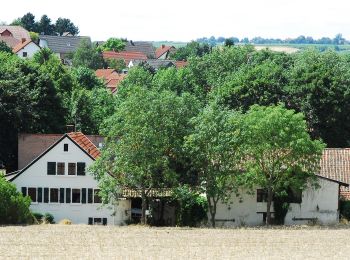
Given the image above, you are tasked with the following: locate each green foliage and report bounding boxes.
[273,196,290,225]
[184,103,241,227]
[20,12,36,31]
[55,18,79,36]
[100,38,126,52]
[172,185,207,227]
[72,67,104,90]
[0,176,32,224]
[105,58,126,72]
[37,15,55,35]
[238,105,325,224]
[0,41,13,54]
[43,213,55,224]
[170,41,212,61]
[32,212,43,223]
[29,32,39,43]
[72,39,104,70]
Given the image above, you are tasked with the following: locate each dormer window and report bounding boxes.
[64,144,68,152]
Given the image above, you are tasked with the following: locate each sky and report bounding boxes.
[1,0,350,42]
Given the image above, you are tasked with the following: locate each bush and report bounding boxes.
[43,213,55,224]
[59,219,72,225]
[0,176,32,224]
[32,212,43,223]
[340,200,350,220]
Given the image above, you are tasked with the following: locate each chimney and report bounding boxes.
[162,44,165,48]
[66,124,76,133]
[21,38,26,43]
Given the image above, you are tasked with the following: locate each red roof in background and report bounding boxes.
[95,69,127,93]
[68,132,100,159]
[155,45,174,59]
[103,51,147,64]
[175,60,188,68]
[95,68,116,79]
[0,36,20,48]
[13,39,36,53]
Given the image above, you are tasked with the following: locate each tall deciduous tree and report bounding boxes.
[238,105,325,225]
[55,18,79,36]
[184,103,241,227]
[72,39,104,70]
[100,38,126,52]
[37,15,55,35]
[91,87,200,224]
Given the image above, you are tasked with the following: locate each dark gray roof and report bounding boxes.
[125,41,156,58]
[39,35,91,54]
[132,59,176,70]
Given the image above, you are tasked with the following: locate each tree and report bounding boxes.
[238,105,325,225]
[105,58,126,72]
[184,103,241,227]
[37,15,55,35]
[20,12,36,32]
[333,33,345,45]
[29,32,39,43]
[224,38,235,47]
[170,41,212,61]
[100,38,126,52]
[0,41,13,54]
[91,87,200,224]
[72,39,104,70]
[55,18,79,36]
[0,175,32,224]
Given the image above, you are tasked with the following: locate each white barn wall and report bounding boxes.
[214,178,341,227]
[12,136,129,225]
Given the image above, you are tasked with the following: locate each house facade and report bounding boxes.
[155,45,176,59]
[214,176,347,227]
[13,40,41,58]
[7,132,129,225]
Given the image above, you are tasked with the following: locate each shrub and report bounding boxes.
[43,213,55,224]
[59,219,72,225]
[0,176,32,224]
[32,212,43,223]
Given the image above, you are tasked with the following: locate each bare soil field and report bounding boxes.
[1,225,350,259]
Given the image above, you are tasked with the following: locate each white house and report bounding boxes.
[214,175,348,227]
[13,40,41,59]
[6,132,129,225]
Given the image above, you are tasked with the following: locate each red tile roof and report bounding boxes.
[68,132,100,159]
[155,45,174,59]
[95,69,127,93]
[319,148,350,199]
[0,26,30,41]
[103,51,147,64]
[0,36,20,48]
[95,68,116,79]
[175,60,188,68]
[13,39,35,53]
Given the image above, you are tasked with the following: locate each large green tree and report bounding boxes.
[72,39,104,70]
[55,18,79,36]
[91,87,200,224]
[184,103,241,227]
[238,105,325,224]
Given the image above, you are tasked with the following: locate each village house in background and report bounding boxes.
[13,39,41,58]
[95,69,126,94]
[155,45,176,59]
[38,35,90,64]
[0,25,30,48]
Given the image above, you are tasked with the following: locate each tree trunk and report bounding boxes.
[266,185,273,225]
[207,196,217,228]
[141,189,147,225]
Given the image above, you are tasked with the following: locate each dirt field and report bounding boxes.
[1,225,350,259]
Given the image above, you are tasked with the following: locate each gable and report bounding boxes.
[10,134,97,182]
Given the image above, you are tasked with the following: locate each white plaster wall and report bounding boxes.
[17,43,40,58]
[158,52,167,60]
[214,178,340,227]
[12,137,129,225]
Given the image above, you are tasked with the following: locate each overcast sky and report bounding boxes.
[1,0,350,41]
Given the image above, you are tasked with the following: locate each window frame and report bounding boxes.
[93,189,102,204]
[28,187,37,203]
[22,52,27,57]
[77,162,86,176]
[71,188,81,204]
[49,188,59,204]
[47,162,56,175]
[57,162,65,175]
[68,163,77,176]
[257,189,268,203]
[64,143,69,152]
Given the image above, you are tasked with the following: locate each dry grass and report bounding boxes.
[1,225,350,259]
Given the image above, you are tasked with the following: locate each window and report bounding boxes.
[44,188,49,203]
[64,143,68,152]
[23,52,27,57]
[47,162,56,175]
[257,189,268,202]
[21,187,27,196]
[82,188,86,204]
[77,162,86,176]
[68,163,76,175]
[66,188,71,203]
[57,162,65,175]
[88,188,93,203]
[88,217,107,225]
[28,188,37,202]
[94,189,102,204]
[60,188,65,203]
[72,189,81,203]
[38,188,43,203]
[50,188,59,203]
